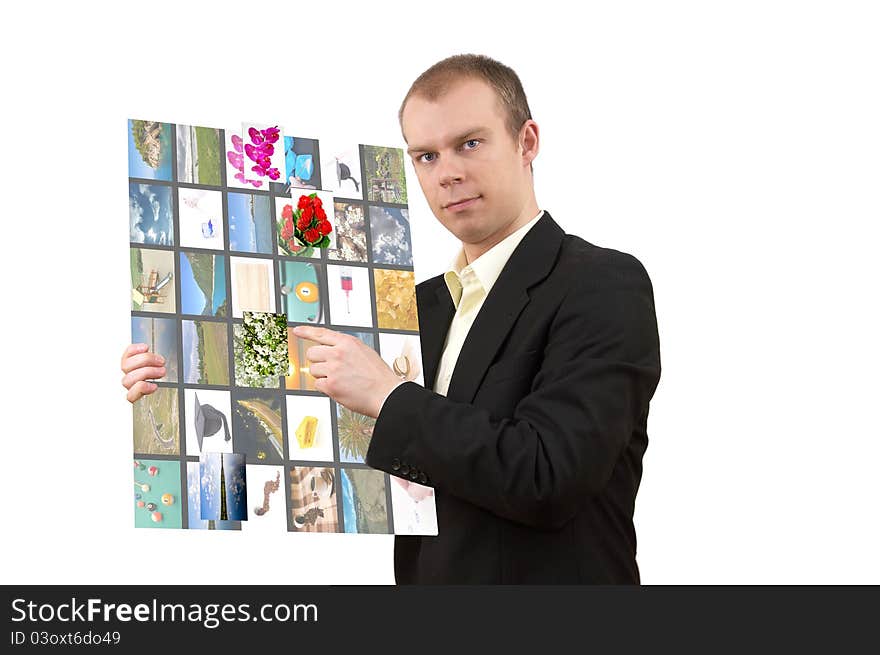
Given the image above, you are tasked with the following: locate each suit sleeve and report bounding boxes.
[365,252,662,531]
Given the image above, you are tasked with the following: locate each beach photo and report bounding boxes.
[340,467,390,534]
[363,144,408,204]
[228,191,274,254]
[178,187,224,250]
[233,311,288,389]
[279,261,324,325]
[175,124,222,186]
[128,119,173,181]
[186,462,239,530]
[326,264,373,328]
[369,206,412,266]
[373,268,418,331]
[289,466,338,533]
[181,319,229,385]
[379,332,424,386]
[319,140,363,200]
[184,388,233,456]
[129,182,174,246]
[131,247,176,313]
[131,316,179,383]
[244,465,287,532]
[269,135,321,195]
[132,385,179,455]
[231,389,284,465]
[327,201,368,263]
[230,256,276,317]
[286,394,334,463]
[179,251,227,317]
[133,458,182,529]
[336,404,376,464]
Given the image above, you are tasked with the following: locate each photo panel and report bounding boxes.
[269,135,321,195]
[132,385,179,456]
[326,264,373,328]
[133,458,182,529]
[200,452,248,521]
[129,182,174,246]
[286,394,334,463]
[178,187,224,250]
[327,201,368,263]
[289,466,339,533]
[233,311,288,389]
[340,467,390,534]
[319,140,363,200]
[244,464,286,531]
[181,319,230,385]
[131,247,176,313]
[369,205,412,266]
[131,316,179,383]
[128,120,174,181]
[241,122,285,187]
[363,144,408,204]
[373,268,418,331]
[285,329,321,391]
[176,124,222,186]
[336,404,376,465]
[230,256,276,317]
[184,388,233,456]
[275,192,328,259]
[378,332,424,387]
[279,261,325,325]
[231,389,284,464]
[228,191,274,255]
[179,251,227,317]
[186,461,240,530]
[389,475,438,536]
[225,127,266,190]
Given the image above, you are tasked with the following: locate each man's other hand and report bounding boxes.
[121,343,166,403]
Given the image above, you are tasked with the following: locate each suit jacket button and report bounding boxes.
[400,464,410,476]
[409,469,419,480]
[419,472,428,484]
[391,458,401,471]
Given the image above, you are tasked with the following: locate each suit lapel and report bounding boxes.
[414,278,455,391]
[443,211,566,404]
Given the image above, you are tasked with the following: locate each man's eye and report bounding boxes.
[463,139,479,149]
[419,153,435,163]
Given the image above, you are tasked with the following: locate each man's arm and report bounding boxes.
[365,252,661,531]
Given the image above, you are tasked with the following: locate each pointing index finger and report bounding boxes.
[292,325,342,345]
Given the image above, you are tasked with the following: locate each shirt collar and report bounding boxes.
[443,209,544,308]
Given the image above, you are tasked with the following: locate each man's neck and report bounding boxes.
[462,203,540,264]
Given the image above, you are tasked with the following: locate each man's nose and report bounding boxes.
[436,154,464,186]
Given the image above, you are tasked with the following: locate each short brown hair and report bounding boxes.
[399,54,534,172]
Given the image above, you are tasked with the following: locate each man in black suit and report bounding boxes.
[292,54,661,583]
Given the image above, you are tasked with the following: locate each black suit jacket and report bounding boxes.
[365,210,661,584]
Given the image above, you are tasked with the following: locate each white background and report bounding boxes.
[1,0,878,584]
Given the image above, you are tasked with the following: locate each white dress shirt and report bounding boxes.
[378,209,544,411]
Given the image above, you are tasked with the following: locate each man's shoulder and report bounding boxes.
[555,233,653,291]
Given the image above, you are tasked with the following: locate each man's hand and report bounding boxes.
[121,343,166,403]
[292,325,402,418]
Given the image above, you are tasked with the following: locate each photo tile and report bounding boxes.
[179,251,227,317]
[132,385,179,456]
[327,201,368,263]
[369,205,412,266]
[389,475,438,536]
[269,135,321,195]
[378,331,424,386]
[130,182,174,246]
[289,466,339,533]
[128,120,174,181]
[200,452,248,521]
[228,192,274,255]
[181,319,229,386]
[178,187,224,250]
[340,467,390,534]
[131,316,179,383]
[131,247,176,313]
[233,311,288,389]
[326,264,374,328]
[285,329,322,391]
[275,193,328,259]
[244,465,286,531]
[231,389,284,465]
[241,122,285,187]
[363,145,408,204]
[286,394,334,463]
[133,458,182,529]
[186,462,240,530]
[279,261,325,325]
[184,388,233,457]
[176,124,222,186]
[319,140,363,200]
[230,256,276,317]
[373,268,418,331]
[336,404,376,465]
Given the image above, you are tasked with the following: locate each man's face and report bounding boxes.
[402,77,532,248]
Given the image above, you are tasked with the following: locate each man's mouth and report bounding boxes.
[444,196,481,211]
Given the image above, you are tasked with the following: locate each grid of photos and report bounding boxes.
[128,118,437,535]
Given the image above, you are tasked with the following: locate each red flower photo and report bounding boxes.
[278,193,333,257]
